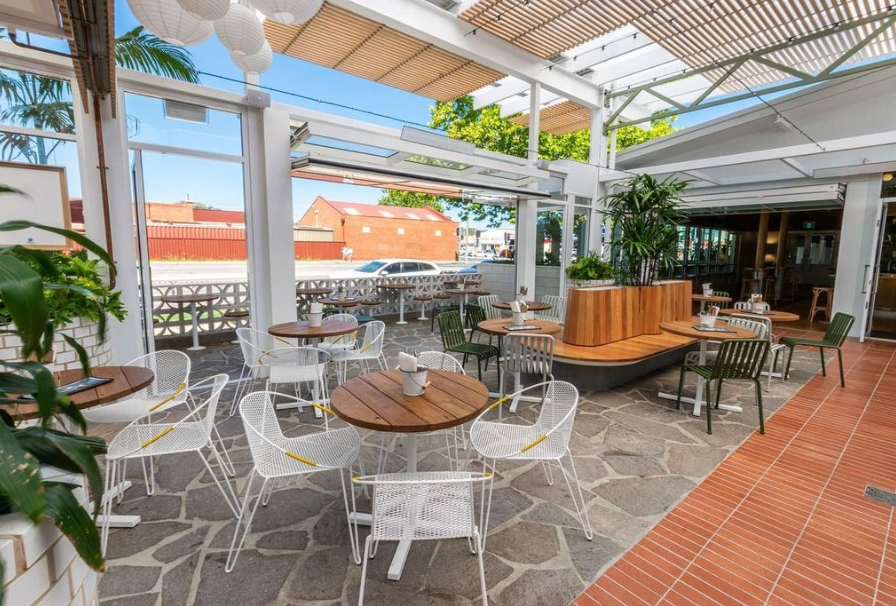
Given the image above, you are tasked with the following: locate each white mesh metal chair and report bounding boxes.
[83,350,191,424]
[315,314,359,356]
[263,345,331,412]
[100,374,235,554]
[469,381,591,546]
[330,320,386,382]
[228,327,294,415]
[535,295,567,325]
[226,391,362,572]
[478,294,501,320]
[500,334,554,412]
[354,471,492,606]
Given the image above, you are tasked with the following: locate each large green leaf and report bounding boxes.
[13,428,105,515]
[43,482,104,571]
[0,253,48,356]
[0,421,44,522]
[0,221,115,274]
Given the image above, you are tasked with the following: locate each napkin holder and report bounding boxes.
[401,365,429,396]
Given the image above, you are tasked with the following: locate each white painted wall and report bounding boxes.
[832,175,885,338]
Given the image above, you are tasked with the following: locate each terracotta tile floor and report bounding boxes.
[575,333,896,606]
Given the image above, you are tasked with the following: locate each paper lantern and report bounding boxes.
[176,0,231,21]
[231,41,273,74]
[127,0,213,46]
[249,0,322,25]
[214,2,266,56]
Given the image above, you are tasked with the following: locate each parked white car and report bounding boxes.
[331,259,442,279]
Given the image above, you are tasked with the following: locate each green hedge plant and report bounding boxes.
[565,253,615,283]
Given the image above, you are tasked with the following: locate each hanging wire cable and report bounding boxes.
[196,71,434,129]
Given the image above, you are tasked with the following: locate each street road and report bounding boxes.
[150,260,475,282]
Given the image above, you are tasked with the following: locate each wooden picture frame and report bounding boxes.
[0,161,72,250]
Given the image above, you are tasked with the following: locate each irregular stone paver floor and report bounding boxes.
[96,320,827,605]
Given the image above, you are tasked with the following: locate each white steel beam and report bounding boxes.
[813,159,896,179]
[614,130,896,180]
[330,0,602,108]
[473,30,653,109]
[780,158,813,177]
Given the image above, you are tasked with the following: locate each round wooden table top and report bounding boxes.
[378,283,416,290]
[719,308,800,323]
[296,287,333,296]
[268,319,358,339]
[16,365,155,420]
[477,318,563,337]
[660,319,756,340]
[492,300,552,311]
[319,298,361,308]
[446,289,489,296]
[691,294,733,303]
[330,369,489,433]
[161,292,219,305]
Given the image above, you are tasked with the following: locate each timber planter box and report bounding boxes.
[563,281,691,346]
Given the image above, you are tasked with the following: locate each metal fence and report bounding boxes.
[151,272,480,340]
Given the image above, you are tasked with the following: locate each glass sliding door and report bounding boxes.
[867,202,896,340]
[124,92,248,353]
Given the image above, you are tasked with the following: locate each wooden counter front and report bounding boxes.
[563,281,691,347]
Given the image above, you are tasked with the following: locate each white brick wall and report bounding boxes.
[0,316,113,374]
[0,491,98,606]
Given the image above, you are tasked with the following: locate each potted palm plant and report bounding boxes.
[604,174,687,286]
[0,204,115,603]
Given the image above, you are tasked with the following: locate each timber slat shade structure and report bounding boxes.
[509,100,592,135]
[460,0,896,91]
[563,282,691,347]
[264,2,504,101]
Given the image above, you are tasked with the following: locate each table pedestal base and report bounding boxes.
[396,295,407,325]
[187,302,205,351]
[657,391,743,416]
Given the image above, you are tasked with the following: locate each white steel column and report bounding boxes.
[99,94,145,363]
[588,97,607,257]
[560,194,575,294]
[833,175,884,339]
[245,105,297,329]
[515,83,540,295]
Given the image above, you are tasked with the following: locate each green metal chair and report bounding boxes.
[430,295,458,332]
[437,310,499,380]
[781,312,854,387]
[676,338,770,435]
[464,304,491,344]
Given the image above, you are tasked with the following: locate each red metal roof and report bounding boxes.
[320,198,456,223]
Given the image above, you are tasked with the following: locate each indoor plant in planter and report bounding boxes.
[604,174,687,287]
[0,249,126,371]
[565,253,615,290]
[0,210,116,603]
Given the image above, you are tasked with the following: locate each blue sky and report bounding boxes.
[7,2,778,225]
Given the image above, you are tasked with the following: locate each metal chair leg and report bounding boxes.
[755,379,765,435]
[676,366,687,410]
[705,379,713,435]
[784,345,794,380]
[837,348,846,387]
[819,346,826,376]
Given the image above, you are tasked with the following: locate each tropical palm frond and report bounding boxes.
[114,26,199,83]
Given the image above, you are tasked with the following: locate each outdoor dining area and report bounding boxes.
[87,281,851,606]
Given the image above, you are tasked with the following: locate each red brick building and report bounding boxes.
[297,197,458,261]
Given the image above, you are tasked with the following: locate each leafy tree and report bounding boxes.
[380,96,675,227]
[0,27,198,164]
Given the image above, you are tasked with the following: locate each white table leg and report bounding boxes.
[699,300,707,314]
[92,480,141,528]
[386,433,416,581]
[187,302,205,351]
[417,300,427,321]
[459,295,466,323]
[396,293,407,325]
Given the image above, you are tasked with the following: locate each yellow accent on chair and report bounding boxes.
[285,451,317,466]
[310,402,335,415]
[141,426,174,449]
[485,395,510,411]
[149,383,186,412]
[520,434,548,452]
